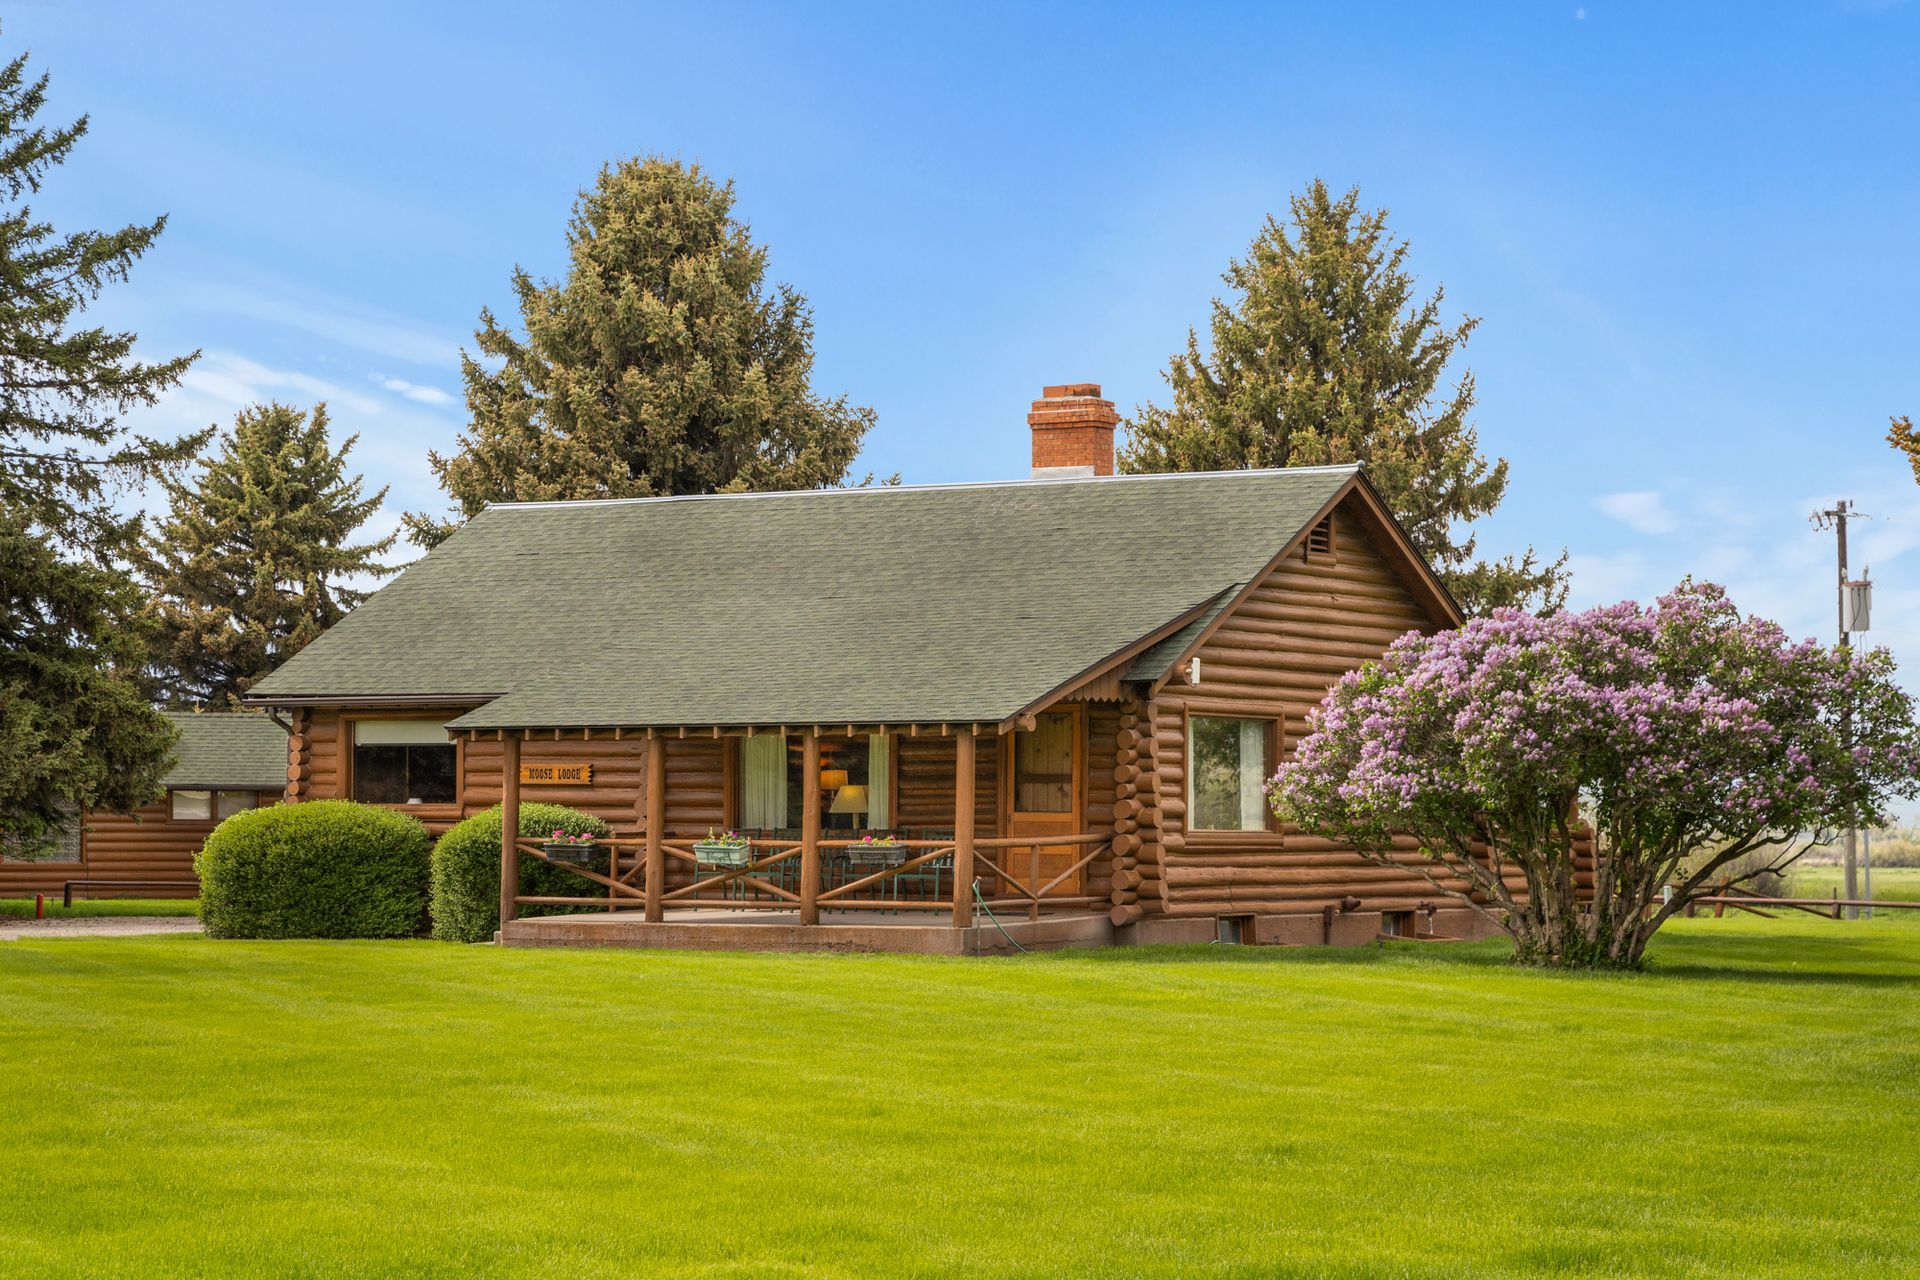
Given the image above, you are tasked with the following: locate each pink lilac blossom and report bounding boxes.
[1272,581,1920,850]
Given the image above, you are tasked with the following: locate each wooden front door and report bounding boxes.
[1002,707,1084,896]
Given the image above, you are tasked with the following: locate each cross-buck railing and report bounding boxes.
[506,833,1111,923]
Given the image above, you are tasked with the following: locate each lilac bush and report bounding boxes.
[1271,582,1920,968]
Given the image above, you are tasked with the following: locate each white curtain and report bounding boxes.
[1238,720,1268,831]
[743,733,787,829]
[867,733,891,828]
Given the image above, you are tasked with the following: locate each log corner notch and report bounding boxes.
[499,730,521,935]
[1108,695,1146,927]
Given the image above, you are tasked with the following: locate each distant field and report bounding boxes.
[0,897,199,920]
[1791,864,1920,903]
[2,917,1917,1278]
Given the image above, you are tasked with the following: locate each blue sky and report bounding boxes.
[14,1,1920,661]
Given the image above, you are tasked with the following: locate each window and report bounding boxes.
[1013,711,1074,813]
[738,732,891,831]
[172,789,213,821]
[352,720,457,805]
[1188,717,1273,831]
[217,791,259,820]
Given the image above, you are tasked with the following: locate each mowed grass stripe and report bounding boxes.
[1,918,1916,1278]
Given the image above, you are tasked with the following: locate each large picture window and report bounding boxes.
[737,733,891,831]
[352,720,457,805]
[1188,717,1273,832]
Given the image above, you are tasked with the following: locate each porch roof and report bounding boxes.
[248,466,1363,729]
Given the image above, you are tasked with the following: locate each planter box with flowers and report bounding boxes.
[540,829,602,865]
[847,834,907,866]
[693,830,753,869]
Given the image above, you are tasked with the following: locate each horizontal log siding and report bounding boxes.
[0,793,278,897]
[895,735,1000,837]
[1152,502,1506,916]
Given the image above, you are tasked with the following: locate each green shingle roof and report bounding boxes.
[248,466,1362,729]
[161,711,289,790]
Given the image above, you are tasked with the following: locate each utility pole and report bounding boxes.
[1810,499,1867,919]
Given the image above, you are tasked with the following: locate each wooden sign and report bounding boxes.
[520,762,592,786]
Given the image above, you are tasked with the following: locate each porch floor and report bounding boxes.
[498,906,1115,955]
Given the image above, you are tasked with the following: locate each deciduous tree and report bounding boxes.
[0,41,201,850]
[1120,181,1566,615]
[1271,582,1920,969]
[408,156,876,546]
[141,401,395,706]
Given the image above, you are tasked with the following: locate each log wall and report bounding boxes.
[1144,498,1517,918]
[0,793,278,898]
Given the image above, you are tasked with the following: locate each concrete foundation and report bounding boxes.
[500,902,1502,954]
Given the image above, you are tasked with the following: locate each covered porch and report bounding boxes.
[480,714,1130,951]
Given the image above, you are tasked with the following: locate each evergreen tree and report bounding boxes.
[1888,414,1918,483]
[408,156,876,545]
[141,402,396,706]
[1120,181,1567,615]
[0,41,202,850]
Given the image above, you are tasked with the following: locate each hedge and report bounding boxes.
[430,803,612,943]
[196,800,432,939]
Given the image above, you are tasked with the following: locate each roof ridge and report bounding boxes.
[481,464,1363,513]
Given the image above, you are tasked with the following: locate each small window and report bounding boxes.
[1381,911,1414,938]
[1305,515,1334,560]
[1188,717,1273,831]
[353,720,457,805]
[1217,915,1251,945]
[216,791,259,820]
[171,790,213,821]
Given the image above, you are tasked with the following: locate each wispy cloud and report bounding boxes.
[169,276,464,370]
[1594,489,1679,535]
[373,374,455,407]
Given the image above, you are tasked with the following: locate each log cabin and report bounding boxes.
[0,711,287,900]
[245,383,1512,952]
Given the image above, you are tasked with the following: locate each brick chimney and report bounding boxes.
[1028,383,1118,479]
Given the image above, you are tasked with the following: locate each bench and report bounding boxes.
[63,880,199,908]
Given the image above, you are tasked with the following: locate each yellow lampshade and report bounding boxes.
[829,784,869,815]
[819,768,850,791]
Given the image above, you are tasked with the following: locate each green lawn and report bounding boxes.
[0,897,199,920]
[1791,863,1920,903]
[2,920,1917,1278]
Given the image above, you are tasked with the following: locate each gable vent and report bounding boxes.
[1305,515,1334,559]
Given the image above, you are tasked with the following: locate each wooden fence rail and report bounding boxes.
[506,832,1115,924]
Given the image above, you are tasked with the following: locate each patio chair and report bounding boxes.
[896,828,954,904]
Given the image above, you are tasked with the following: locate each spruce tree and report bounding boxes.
[408,156,876,545]
[0,42,202,850]
[1120,181,1567,615]
[141,402,396,706]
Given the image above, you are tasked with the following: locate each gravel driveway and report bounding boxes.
[0,916,203,940]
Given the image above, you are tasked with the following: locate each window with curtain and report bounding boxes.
[1013,711,1074,813]
[740,733,788,829]
[1188,717,1273,831]
[740,733,891,830]
[352,720,456,805]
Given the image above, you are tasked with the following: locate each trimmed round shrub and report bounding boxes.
[196,800,432,939]
[430,803,612,943]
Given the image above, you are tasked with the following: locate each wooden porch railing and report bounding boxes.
[505,833,1112,925]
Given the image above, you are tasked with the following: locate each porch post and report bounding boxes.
[799,727,821,925]
[644,735,665,923]
[499,731,521,936]
[951,726,976,928]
